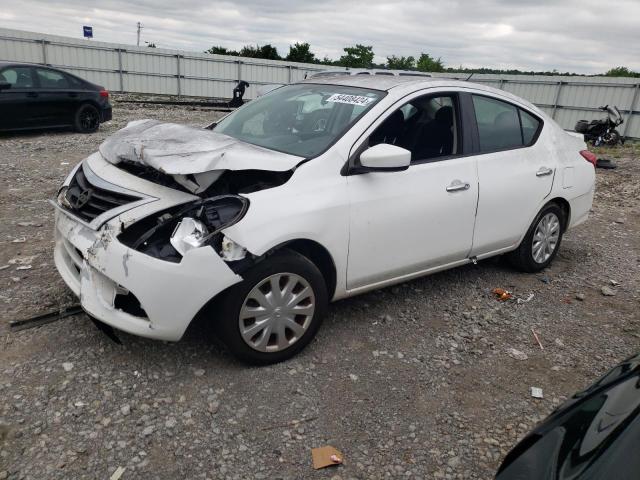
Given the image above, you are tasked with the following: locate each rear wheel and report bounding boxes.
[508,203,565,272]
[74,103,100,133]
[215,249,328,364]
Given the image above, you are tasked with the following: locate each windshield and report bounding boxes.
[214,84,385,158]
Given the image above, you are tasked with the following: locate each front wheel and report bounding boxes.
[508,203,565,272]
[604,129,623,146]
[74,103,100,133]
[215,249,328,364]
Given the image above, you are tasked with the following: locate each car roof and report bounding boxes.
[301,74,438,91]
[0,61,42,68]
[299,75,543,115]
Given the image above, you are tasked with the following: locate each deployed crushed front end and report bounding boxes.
[52,153,247,341]
[52,119,300,341]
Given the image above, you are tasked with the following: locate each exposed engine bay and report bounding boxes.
[88,119,303,267]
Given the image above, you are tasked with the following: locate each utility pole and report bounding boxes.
[136,22,142,46]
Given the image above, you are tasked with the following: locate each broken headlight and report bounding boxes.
[118,195,249,262]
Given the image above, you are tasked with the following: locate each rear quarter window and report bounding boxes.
[520,109,541,145]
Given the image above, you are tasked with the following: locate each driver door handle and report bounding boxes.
[446,180,471,192]
[536,167,553,177]
[26,92,38,98]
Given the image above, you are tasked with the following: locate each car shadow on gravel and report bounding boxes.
[55,250,569,369]
[0,127,76,138]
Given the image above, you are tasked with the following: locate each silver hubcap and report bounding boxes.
[532,212,560,263]
[239,273,315,353]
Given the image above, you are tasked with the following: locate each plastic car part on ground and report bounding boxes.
[311,446,343,469]
[492,288,513,301]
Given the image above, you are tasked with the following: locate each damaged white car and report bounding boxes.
[52,76,595,364]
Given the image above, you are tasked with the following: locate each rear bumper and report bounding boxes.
[101,105,112,122]
[53,207,242,341]
[567,187,594,229]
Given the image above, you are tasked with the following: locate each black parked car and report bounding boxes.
[0,62,112,133]
[496,353,640,479]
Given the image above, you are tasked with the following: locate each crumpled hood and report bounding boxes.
[98,119,303,175]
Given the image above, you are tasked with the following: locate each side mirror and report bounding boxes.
[358,143,411,172]
[0,82,11,91]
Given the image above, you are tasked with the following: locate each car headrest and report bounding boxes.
[435,106,453,126]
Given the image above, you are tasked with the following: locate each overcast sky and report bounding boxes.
[1,0,638,73]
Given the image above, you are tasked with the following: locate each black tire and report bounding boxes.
[214,249,328,365]
[609,129,623,146]
[507,203,566,273]
[74,103,100,133]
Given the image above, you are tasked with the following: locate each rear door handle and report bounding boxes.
[26,92,38,98]
[68,92,78,98]
[536,167,553,177]
[446,180,471,192]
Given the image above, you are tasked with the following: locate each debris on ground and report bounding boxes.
[109,466,126,480]
[596,158,617,169]
[601,286,617,296]
[312,446,343,469]
[492,288,513,301]
[530,387,544,399]
[531,328,544,350]
[506,348,528,361]
[517,293,534,304]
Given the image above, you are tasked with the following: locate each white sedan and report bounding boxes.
[52,76,595,364]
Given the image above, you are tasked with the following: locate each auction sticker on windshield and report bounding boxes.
[326,94,376,106]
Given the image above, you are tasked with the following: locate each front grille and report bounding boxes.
[64,166,141,222]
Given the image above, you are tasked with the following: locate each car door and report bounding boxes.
[0,66,38,130]
[468,94,552,256]
[33,67,77,126]
[346,92,478,290]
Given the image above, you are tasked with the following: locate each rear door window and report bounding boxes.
[36,68,70,89]
[0,67,35,88]
[472,95,522,151]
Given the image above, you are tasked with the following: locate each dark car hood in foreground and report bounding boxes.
[496,353,640,480]
[99,119,303,175]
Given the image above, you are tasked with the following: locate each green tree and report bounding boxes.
[286,42,316,63]
[239,44,281,60]
[339,44,375,68]
[605,66,640,78]
[319,55,336,66]
[416,53,444,72]
[386,55,415,70]
[205,46,239,56]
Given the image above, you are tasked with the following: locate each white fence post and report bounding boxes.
[551,81,564,119]
[622,83,639,138]
[117,49,124,93]
[176,54,181,97]
[40,39,47,65]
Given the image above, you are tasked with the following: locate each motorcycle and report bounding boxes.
[575,105,624,146]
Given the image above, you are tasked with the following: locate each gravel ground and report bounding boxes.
[1,99,639,479]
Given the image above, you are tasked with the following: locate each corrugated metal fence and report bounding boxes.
[0,27,324,100]
[1,27,639,139]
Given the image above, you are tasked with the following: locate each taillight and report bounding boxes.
[580,150,597,167]
[99,89,109,98]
